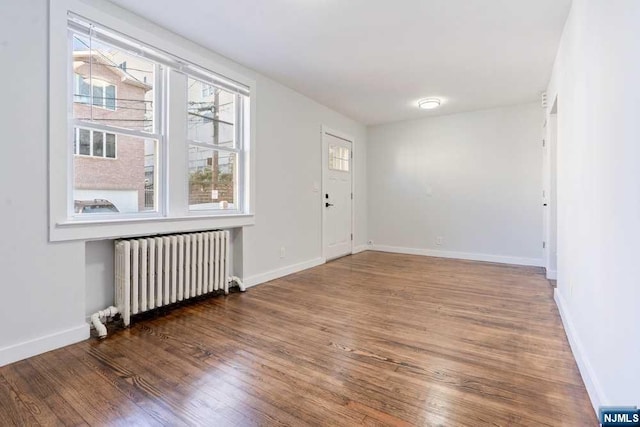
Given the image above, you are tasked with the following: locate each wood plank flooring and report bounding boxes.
[0,252,596,426]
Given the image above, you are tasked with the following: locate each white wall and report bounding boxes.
[85,240,114,316]
[0,0,87,365]
[242,79,367,284]
[0,0,367,365]
[547,0,640,410]
[367,103,542,265]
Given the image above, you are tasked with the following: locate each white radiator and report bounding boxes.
[114,230,231,327]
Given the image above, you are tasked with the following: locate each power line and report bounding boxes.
[74,102,151,113]
[74,103,151,113]
[187,111,234,126]
[74,36,150,85]
[188,101,234,109]
[74,118,152,122]
[86,60,154,75]
[77,96,153,104]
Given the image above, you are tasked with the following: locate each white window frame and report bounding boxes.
[68,21,165,221]
[49,0,256,242]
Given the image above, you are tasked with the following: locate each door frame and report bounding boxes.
[542,118,549,272]
[321,125,355,261]
[542,96,558,279]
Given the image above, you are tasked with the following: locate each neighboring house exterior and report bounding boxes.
[73,48,236,212]
[73,50,153,213]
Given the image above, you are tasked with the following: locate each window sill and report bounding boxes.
[51,213,254,242]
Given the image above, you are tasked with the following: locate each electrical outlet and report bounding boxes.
[436,236,443,246]
[280,247,286,258]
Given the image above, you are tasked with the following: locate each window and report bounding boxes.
[74,74,90,105]
[74,74,116,110]
[70,24,159,215]
[188,77,241,210]
[329,145,350,171]
[71,32,154,132]
[51,10,253,238]
[201,83,215,98]
[73,128,116,158]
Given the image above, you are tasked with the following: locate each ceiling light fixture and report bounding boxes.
[418,98,441,110]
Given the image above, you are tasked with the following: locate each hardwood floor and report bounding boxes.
[0,252,596,426]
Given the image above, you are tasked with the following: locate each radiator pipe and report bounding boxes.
[229,276,246,292]
[90,306,119,339]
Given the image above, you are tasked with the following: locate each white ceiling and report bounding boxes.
[109,0,571,125]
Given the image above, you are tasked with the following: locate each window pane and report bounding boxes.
[202,83,213,97]
[342,147,350,171]
[105,133,116,158]
[144,143,156,210]
[75,74,91,104]
[72,33,155,133]
[78,129,91,155]
[105,85,116,110]
[187,77,235,148]
[329,146,336,170]
[93,131,104,157]
[328,144,350,171]
[92,85,104,107]
[188,146,237,210]
[74,132,157,214]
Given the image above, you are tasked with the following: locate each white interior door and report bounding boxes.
[322,129,353,260]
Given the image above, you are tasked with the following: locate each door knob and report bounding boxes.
[325,202,334,207]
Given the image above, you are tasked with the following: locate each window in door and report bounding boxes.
[329,144,350,172]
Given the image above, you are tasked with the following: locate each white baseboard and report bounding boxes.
[546,269,557,280]
[352,244,368,254]
[0,324,89,367]
[243,257,326,289]
[554,289,605,416]
[370,244,543,267]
